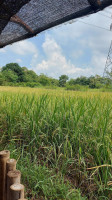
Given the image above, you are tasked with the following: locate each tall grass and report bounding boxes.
[0,86,112,199]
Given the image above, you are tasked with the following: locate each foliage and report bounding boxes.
[67,75,107,89]
[1,63,112,90]
[2,63,25,82]
[1,63,59,87]
[22,68,38,82]
[66,84,89,91]
[59,74,69,87]
[0,73,4,85]
[69,76,90,86]
[38,74,51,86]
[2,70,18,83]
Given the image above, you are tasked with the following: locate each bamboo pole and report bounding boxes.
[0,150,10,200]
[10,184,24,200]
[7,170,21,200]
[6,159,17,174]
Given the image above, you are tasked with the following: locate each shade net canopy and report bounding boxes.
[0,0,112,48]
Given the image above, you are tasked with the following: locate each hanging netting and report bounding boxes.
[0,0,112,48]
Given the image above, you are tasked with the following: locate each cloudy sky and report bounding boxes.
[0,7,112,79]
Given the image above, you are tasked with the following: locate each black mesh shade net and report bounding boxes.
[0,0,112,48]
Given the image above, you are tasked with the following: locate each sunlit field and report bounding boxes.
[0,86,112,200]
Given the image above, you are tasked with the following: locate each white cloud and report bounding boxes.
[33,35,95,78]
[7,40,38,57]
[44,11,112,77]
[15,59,22,63]
[8,40,38,69]
[0,49,6,53]
[31,53,38,67]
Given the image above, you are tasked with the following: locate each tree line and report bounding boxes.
[0,63,111,89]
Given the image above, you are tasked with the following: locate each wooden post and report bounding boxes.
[6,159,17,174]
[10,184,24,200]
[7,170,21,200]
[0,150,10,200]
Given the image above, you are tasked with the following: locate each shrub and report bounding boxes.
[66,84,88,91]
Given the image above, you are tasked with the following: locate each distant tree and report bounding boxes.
[0,73,4,85]
[49,77,59,86]
[38,74,50,86]
[22,69,38,82]
[2,70,18,83]
[74,76,89,85]
[0,63,109,89]
[22,67,28,72]
[2,63,24,82]
[89,76,96,88]
[59,75,69,87]
[94,75,104,88]
[27,70,38,82]
[88,75,106,88]
[68,78,76,85]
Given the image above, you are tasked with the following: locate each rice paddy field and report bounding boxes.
[0,86,112,200]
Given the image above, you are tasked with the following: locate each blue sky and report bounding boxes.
[0,7,112,79]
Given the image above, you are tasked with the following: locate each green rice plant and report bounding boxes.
[0,86,112,199]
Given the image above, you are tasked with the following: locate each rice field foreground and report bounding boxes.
[0,86,112,200]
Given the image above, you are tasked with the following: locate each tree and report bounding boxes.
[2,70,18,83]
[68,78,76,85]
[49,77,59,86]
[59,75,69,87]
[22,69,38,82]
[38,74,50,86]
[2,63,25,82]
[22,67,28,72]
[0,73,4,85]
[89,76,96,88]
